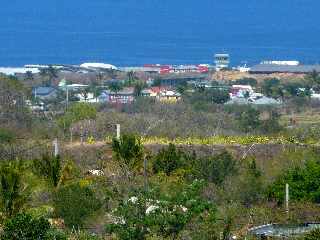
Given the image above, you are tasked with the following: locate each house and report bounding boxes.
[142,87,168,98]
[230,85,254,98]
[32,87,57,100]
[158,90,181,103]
[225,96,281,106]
[99,87,135,104]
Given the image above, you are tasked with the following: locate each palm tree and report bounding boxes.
[96,72,104,85]
[108,81,123,94]
[0,162,29,218]
[127,71,137,86]
[47,65,58,86]
[39,66,58,86]
[134,81,145,97]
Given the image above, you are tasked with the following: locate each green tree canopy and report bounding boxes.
[57,102,97,130]
[268,159,320,204]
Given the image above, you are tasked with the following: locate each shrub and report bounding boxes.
[0,129,16,144]
[238,158,264,206]
[304,228,320,240]
[33,154,62,187]
[152,144,189,176]
[1,213,50,240]
[268,160,320,204]
[194,151,237,185]
[45,229,67,240]
[112,134,144,169]
[0,162,29,217]
[53,183,102,228]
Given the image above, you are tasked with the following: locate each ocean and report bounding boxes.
[0,0,320,67]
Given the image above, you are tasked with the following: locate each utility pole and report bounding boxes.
[53,138,59,157]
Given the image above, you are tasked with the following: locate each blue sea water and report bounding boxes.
[0,0,320,67]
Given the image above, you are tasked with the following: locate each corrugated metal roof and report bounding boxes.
[250,64,320,73]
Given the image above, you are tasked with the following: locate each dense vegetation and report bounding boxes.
[0,72,320,239]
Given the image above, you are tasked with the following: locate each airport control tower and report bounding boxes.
[214,53,230,71]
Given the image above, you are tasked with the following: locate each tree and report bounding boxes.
[112,134,144,170]
[53,183,102,228]
[108,81,123,93]
[260,110,282,134]
[261,78,283,98]
[1,213,51,240]
[268,159,320,204]
[237,107,261,133]
[0,76,30,128]
[0,162,29,218]
[152,78,162,87]
[307,70,320,85]
[39,66,58,86]
[24,71,34,82]
[57,102,97,130]
[134,81,146,97]
[185,88,230,105]
[233,78,257,87]
[127,71,138,86]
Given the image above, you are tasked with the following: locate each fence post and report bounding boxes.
[116,124,121,140]
[53,138,59,157]
[144,156,148,192]
[285,183,289,217]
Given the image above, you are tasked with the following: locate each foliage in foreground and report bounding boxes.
[53,183,102,228]
[268,159,320,204]
[1,213,51,240]
[106,180,216,240]
[0,162,29,218]
[303,228,320,240]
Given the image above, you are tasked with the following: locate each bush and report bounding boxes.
[304,228,320,240]
[152,144,189,176]
[1,213,50,240]
[0,129,16,144]
[112,134,144,169]
[33,154,62,187]
[268,160,320,204]
[45,229,67,240]
[193,151,237,185]
[0,162,29,217]
[238,158,264,206]
[53,183,102,228]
